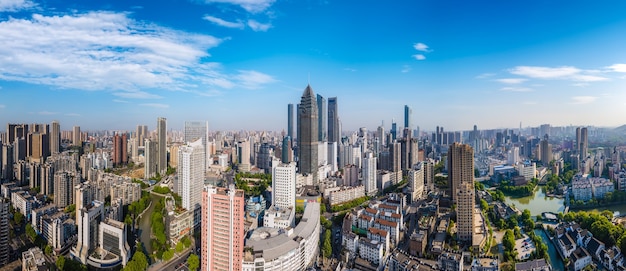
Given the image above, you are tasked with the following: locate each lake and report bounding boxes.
[504,187,565,216]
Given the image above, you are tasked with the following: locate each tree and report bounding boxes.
[13,211,23,225]
[322,229,332,258]
[162,249,175,261]
[480,199,489,211]
[187,254,199,271]
[56,255,66,271]
[26,223,38,241]
[176,241,184,253]
[44,245,52,255]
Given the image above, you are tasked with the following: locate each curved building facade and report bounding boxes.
[242,202,320,271]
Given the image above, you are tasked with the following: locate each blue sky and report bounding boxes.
[1,0,626,132]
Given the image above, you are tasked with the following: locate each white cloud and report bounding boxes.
[500,87,533,92]
[344,68,356,72]
[235,70,276,89]
[0,12,248,95]
[247,19,271,31]
[38,111,58,115]
[413,42,430,52]
[522,101,538,105]
[0,0,34,12]
[113,91,162,99]
[204,0,275,13]
[495,78,527,84]
[509,65,608,82]
[413,54,426,60]
[203,15,244,29]
[475,73,495,79]
[570,96,597,105]
[113,99,130,103]
[401,65,411,73]
[140,103,169,108]
[606,64,626,73]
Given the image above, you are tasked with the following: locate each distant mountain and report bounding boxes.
[613,125,626,133]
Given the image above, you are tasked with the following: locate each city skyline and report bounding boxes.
[1,1,626,131]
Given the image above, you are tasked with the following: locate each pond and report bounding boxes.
[504,187,565,216]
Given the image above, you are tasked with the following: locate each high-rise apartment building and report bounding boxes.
[113,133,128,167]
[298,85,319,182]
[178,138,205,214]
[272,162,296,209]
[71,200,104,264]
[457,182,474,243]
[144,139,158,179]
[317,94,327,142]
[50,121,60,154]
[184,121,209,170]
[201,184,244,271]
[28,132,49,162]
[237,139,251,172]
[327,97,339,143]
[448,143,474,202]
[363,152,377,196]
[409,162,425,202]
[157,117,167,174]
[54,171,75,208]
[287,104,294,140]
[136,125,148,147]
[540,135,552,166]
[0,198,9,266]
[404,105,412,129]
[72,126,81,147]
[577,127,588,157]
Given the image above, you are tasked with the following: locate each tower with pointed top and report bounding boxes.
[298,85,319,182]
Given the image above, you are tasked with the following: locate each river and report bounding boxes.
[504,187,565,216]
[137,193,161,254]
[535,229,564,271]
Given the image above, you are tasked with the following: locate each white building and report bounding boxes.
[109,182,141,205]
[242,202,320,271]
[272,162,296,209]
[408,162,425,202]
[96,219,130,267]
[71,201,104,264]
[516,162,537,182]
[328,185,365,206]
[263,206,295,229]
[590,177,614,199]
[363,152,377,196]
[178,138,205,227]
[358,237,384,266]
[572,176,593,202]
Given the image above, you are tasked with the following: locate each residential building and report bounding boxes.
[363,152,377,196]
[448,143,474,202]
[408,162,425,202]
[178,138,205,226]
[157,117,167,174]
[0,198,9,266]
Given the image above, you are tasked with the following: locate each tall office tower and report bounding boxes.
[0,198,8,266]
[2,144,13,180]
[448,143,474,202]
[287,104,294,140]
[391,121,397,141]
[457,182,475,243]
[377,125,386,149]
[201,184,244,271]
[157,117,167,174]
[363,152,377,196]
[298,85,319,182]
[317,94,327,142]
[178,138,205,213]
[404,105,412,129]
[576,127,581,154]
[54,171,75,208]
[580,127,588,157]
[73,126,81,147]
[327,97,339,143]
[144,139,158,179]
[408,162,425,202]
[281,136,293,163]
[328,142,338,172]
[272,162,296,209]
[50,120,60,154]
[113,133,128,167]
[237,139,251,172]
[540,135,553,165]
[71,200,104,264]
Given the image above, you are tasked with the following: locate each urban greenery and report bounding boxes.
[123,243,149,271]
[321,229,332,258]
[564,210,624,248]
[187,254,199,271]
[234,172,272,196]
[498,178,538,197]
[330,196,369,212]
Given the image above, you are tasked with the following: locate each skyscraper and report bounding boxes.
[317,94,327,142]
[144,139,158,179]
[272,162,296,209]
[184,121,209,170]
[113,133,128,167]
[0,198,8,266]
[237,139,251,172]
[178,138,205,212]
[136,125,147,147]
[72,126,81,147]
[157,117,167,174]
[50,120,60,154]
[448,143,474,202]
[327,97,339,143]
[201,184,244,271]
[363,152,377,196]
[540,135,552,165]
[580,127,588,157]
[287,104,294,140]
[54,171,75,208]
[404,105,412,129]
[457,182,475,243]
[409,162,425,202]
[298,85,319,182]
